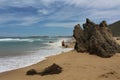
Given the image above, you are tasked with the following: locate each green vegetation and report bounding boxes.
[109,20,120,37]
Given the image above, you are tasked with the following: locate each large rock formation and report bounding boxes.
[73,18,120,58]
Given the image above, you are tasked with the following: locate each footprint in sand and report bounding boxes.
[99,71,120,79]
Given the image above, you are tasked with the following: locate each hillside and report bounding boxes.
[109,20,120,37]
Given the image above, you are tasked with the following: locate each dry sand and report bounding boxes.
[0,40,120,80]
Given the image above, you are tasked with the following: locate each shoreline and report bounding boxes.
[0,48,73,74]
[0,50,75,74]
[0,50,120,80]
[0,48,73,73]
[0,37,74,73]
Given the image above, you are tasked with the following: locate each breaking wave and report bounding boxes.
[0,38,42,42]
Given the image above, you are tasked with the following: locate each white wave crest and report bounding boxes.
[45,38,70,48]
[0,38,39,42]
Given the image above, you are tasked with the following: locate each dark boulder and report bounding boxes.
[26,63,62,76]
[49,41,54,43]
[73,18,120,58]
[26,69,37,75]
[40,63,62,76]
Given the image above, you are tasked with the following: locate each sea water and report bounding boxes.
[0,37,73,73]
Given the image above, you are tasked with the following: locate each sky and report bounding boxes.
[0,0,120,37]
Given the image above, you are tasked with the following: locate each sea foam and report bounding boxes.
[0,37,73,73]
[0,38,42,42]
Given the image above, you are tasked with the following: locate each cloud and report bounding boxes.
[0,0,37,8]
[15,17,40,26]
[38,9,49,15]
[0,13,41,27]
[64,0,120,9]
[0,0,57,8]
[44,22,81,28]
[0,0,120,9]
[89,0,120,9]
[0,0,119,28]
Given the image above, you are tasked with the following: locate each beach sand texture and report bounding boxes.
[0,40,120,80]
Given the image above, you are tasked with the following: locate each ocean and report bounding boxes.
[0,37,73,73]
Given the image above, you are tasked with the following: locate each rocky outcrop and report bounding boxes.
[73,18,120,58]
